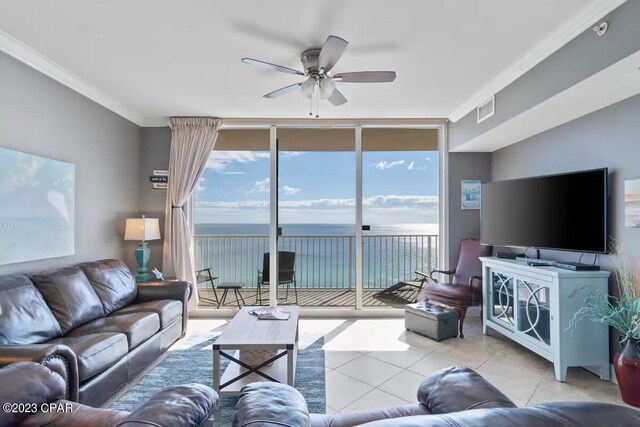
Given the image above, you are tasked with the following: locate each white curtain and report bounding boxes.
[162,117,222,307]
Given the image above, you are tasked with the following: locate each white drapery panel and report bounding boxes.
[162,117,222,306]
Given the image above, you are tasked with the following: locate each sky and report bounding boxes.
[195,149,439,225]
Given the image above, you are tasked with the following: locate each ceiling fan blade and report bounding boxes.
[318,35,348,73]
[334,71,396,83]
[263,82,302,98]
[242,58,305,76]
[327,88,347,106]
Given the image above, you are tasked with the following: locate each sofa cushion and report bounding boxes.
[111,300,182,329]
[67,313,160,350]
[30,267,105,334]
[0,275,61,344]
[80,260,137,315]
[47,333,128,381]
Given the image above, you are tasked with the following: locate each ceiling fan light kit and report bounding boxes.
[242,35,396,117]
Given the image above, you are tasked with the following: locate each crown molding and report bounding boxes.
[142,117,449,128]
[0,28,145,126]
[447,0,627,123]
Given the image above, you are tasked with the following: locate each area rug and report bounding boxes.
[110,331,326,426]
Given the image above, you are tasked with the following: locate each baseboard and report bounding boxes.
[190,307,405,319]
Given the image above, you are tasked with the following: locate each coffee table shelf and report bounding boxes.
[217,349,298,394]
[213,306,299,400]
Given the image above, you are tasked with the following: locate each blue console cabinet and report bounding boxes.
[480,257,611,382]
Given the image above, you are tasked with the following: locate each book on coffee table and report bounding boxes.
[249,307,291,320]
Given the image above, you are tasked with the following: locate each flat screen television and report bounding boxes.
[481,168,608,254]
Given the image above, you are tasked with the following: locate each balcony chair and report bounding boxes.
[196,267,219,305]
[376,271,430,302]
[256,251,298,305]
[422,238,492,338]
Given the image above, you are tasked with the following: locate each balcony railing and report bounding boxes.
[194,234,438,290]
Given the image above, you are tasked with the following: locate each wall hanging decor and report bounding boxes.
[0,147,75,265]
[461,179,481,210]
[625,179,640,228]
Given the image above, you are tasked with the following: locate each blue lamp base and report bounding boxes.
[134,241,151,282]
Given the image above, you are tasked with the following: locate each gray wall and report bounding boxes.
[0,51,141,275]
[450,0,640,150]
[138,127,171,271]
[491,93,640,359]
[447,152,492,267]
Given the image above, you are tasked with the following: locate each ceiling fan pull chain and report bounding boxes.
[309,94,313,117]
[315,81,320,118]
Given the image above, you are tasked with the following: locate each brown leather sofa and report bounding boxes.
[232,366,640,427]
[0,259,192,407]
[0,361,216,427]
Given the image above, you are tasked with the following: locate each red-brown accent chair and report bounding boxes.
[423,239,492,338]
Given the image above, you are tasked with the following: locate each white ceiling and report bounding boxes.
[0,0,618,125]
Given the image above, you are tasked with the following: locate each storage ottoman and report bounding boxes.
[405,302,459,341]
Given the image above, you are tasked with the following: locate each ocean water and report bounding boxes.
[194,223,439,289]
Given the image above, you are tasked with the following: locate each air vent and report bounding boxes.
[477,96,495,123]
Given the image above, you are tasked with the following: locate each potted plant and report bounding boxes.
[569,252,640,407]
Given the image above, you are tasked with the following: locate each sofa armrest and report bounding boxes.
[114,383,217,427]
[0,362,67,427]
[233,382,311,427]
[136,280,192,335]
[0,344,79,402]
[417,366,516,414]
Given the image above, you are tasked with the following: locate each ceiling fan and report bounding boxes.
[241,35,396,115]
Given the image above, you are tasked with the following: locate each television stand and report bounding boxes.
[480,257,610,382]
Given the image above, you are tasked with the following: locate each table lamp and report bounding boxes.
[124,215,161,282]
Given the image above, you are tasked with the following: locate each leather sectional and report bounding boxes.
[0,259,192,407]
[232,366,640,426]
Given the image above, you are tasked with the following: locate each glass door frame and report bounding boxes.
[215,119,448,310]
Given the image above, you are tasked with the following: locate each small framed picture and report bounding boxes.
[625,179,640,228]
[461,180,482,210]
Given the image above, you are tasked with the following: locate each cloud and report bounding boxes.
[372,160,404,170]
[0,156,44,193]
[206,151,269,173]
[196,194,438,210]
[196,178,206,192]
[407,161,426,171]
[196,194,439,225]
[281,152,304,158]
[364,194,438,207]
[281,185,300,195]
[250,177,270,193]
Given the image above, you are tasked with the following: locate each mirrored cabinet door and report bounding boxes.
[489,271,515,329]
[517,280,551,346]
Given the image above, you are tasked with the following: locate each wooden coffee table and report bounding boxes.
[212,306,299,402]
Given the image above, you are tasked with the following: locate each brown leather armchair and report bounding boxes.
[423,239,492,338]
[0,361,217,427]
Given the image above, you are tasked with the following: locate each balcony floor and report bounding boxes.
[196,287,419,309]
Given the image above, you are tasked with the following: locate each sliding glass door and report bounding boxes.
[361,129,439,307]
[275,128,356,307]
[194,123,444,310]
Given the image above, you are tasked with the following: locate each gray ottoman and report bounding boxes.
[405,302,459,341]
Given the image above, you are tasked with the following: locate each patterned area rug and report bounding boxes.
[110,331,326,426]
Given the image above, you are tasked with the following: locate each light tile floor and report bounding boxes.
[187,313,630,415]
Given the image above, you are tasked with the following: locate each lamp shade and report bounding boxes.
[124,217,161,241]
